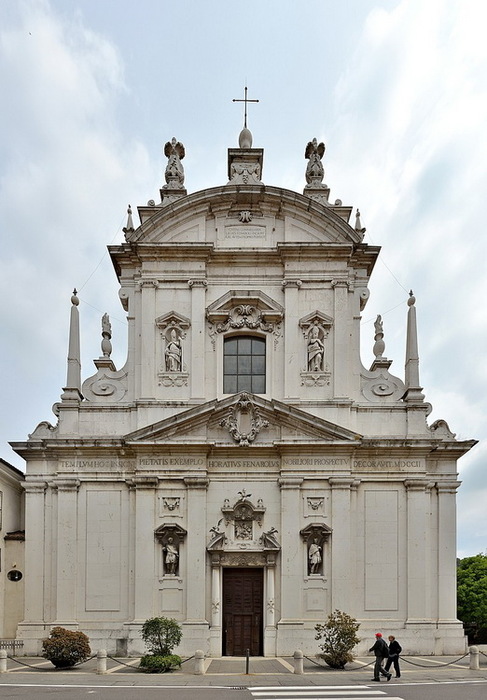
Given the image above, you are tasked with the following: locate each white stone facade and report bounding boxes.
[11,131,475,657]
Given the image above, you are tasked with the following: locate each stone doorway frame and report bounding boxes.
[207,550,278,657]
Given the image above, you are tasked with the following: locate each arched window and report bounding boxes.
[223,336,266,394]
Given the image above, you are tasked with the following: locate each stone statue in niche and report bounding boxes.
[164,537,179,575]
[307,321,325,372]
[165,328,182,372]
[308,538,322,575]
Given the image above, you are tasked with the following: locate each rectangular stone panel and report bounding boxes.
[85,490,122,611]
[364,490,398,610]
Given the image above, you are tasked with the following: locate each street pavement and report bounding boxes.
[0,652,486,688]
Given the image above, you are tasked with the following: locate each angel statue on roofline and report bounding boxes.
[305,138,325,187]
[164,137,185,187]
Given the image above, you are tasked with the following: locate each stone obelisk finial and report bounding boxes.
[60,289,83,402]
[404,290,425,402]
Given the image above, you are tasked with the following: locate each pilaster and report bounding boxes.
[188,279,207,400]
[132,477,158,621]
[184,477,209,622]
[331,280,350,398]
[278,477,303,619]
[139,280,158,399]
[22,481,47,623]
[405,479,433,624]
[54,478,80,624]
[282,280,301,400]
[437,481,461,622]
[329,477,355,611]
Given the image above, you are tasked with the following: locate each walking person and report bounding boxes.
[384,635,402,678]
[369,632,391,682]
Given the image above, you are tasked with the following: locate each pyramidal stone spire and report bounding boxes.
[122,204,134,238]
[60,289,83,403]
[404,290,425,403]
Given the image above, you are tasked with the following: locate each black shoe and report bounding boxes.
[371,678,380,681]
[395,675,400,678]
[386,673,392,681]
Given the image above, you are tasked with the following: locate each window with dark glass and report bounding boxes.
[223,336,266,394]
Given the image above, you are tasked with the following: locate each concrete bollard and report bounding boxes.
[97,649,107,675]
[194,649,205,675]
[293,649,304,674]
[0,649,7,673]
[469,646,480,670]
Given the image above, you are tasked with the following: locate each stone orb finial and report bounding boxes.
[71,289,79,306]
[408,290,416,306]
[239,127,253,149]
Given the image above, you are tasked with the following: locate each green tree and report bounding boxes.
[140,617,182,656]
[315,609,361,669]
[457,553,487,642]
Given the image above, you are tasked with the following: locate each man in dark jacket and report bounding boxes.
[369,632,392,681]
[384,635,402,678]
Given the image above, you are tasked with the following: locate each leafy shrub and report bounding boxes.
[141,617,182,656]
[315,609,360,669]
[139,654,182,673]
[42,626,91,668]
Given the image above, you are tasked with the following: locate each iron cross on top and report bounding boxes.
[232,86,259,129]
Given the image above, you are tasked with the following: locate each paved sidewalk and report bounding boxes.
[0,654,487,687]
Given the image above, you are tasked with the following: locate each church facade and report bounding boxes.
[11,125,475,657]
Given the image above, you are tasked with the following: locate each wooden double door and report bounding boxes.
[222,568,263,656]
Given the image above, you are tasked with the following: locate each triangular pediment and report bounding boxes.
[124,393,361,446]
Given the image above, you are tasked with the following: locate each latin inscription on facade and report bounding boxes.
[60,459,136,470]
[283,458,349,467]
[353,459,423,469]
[139,457,205,467]
[224,226,266,239]
[209,458,280,469]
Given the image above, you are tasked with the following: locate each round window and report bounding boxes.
[7,569,23,582]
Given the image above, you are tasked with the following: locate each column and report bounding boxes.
[184,477,209,622]
[282,280,301,400]
[133,477,158,621]
[437,481,461,622]
[21,481,47,624]
[329,478,354,611]
[331,280,350,399]
[405,479,432,623]
[55,478,80,624]
[188,279,207,400]
[139,280,158,399]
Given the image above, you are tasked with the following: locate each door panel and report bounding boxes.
[222,568,263,656]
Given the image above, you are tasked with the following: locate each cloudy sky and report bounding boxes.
[1,0,485,557]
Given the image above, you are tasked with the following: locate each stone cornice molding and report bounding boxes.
[184,477,209,490]
[52,478,81,492]
[132,476,159,490]
[278,477,304,489]
[404,478,435,492]
[328,477,355,489]
[23,481,48,494]
[436,480,462,494]
[331,279,353,290]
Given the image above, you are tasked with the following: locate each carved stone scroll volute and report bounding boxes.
[220,392,269,446]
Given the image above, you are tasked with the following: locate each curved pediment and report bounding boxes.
[122,185,362,248]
